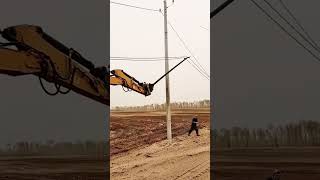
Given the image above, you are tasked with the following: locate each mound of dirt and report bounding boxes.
[111,128,210,180]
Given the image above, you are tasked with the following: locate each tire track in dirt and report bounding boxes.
[111,127,210,180]
[174,160,209,180]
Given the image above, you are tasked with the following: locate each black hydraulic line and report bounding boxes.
[39,77,59,96]
[152,57,190,86]
[210,0,235,19]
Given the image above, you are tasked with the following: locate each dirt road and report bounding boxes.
[111,128,210,180]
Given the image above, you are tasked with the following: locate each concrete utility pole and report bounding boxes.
[163,0,172,142]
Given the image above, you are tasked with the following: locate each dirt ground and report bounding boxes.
[111,128,210,180]
[110,109,210,155]
[213,147,320,180]
[0,155,107,180]
[110,109,210,180]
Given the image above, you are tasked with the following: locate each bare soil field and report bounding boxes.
[213,147,320,180]
[0,155,107,180]
[110,109,210,180]
[110,109,210,156]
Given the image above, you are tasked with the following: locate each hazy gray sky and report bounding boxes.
[0,0,108,145]
[212,0,320,128]
[110,0,210,107]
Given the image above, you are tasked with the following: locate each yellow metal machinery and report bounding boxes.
[110,69,153,96]
[0,25,188,106]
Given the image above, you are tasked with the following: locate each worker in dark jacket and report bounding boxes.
[188,115,200,136]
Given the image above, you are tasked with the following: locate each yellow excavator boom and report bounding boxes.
[0,24,163,105]
[110,69,153,96]
[0,25,109,105]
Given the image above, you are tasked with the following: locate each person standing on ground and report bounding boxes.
[188,115,200,136]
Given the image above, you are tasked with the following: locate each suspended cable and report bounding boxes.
[159,10,210,78]
[110,56,188,62]
[185,60,210,80]
[200,26,209,31]
[262,0,320,54]
[278,0,320,50]
[160,11,210,78]
[167,20,210,78]
[250,0,320,63]
[110,1,160,12]
[111,56,187,59]
[111,59,181,62]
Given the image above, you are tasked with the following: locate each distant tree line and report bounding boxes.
[0,140,108,156]
[213,120,320,148]
[112,99,210,111]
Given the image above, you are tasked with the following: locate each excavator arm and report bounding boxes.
[0,25,109,105]
[0,25,158,105]
[110,69,154,96]
[0,24,187,106]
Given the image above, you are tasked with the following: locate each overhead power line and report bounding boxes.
[111,56,186,59]
[110,56,187,61]
[278,0,320,50]
[157,11,209,80]
[167,21,210,79]
[186,60,210,80]
[110,1,160,12]
[200,26,209,31]
[160,11,209,78]
[261,0,320,55]
[250,0,320,63]
[110,2,209,80]
[111,59,181,62]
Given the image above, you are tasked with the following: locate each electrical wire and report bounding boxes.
[250,0,320,63]
[166,20,210,79]
[110,1,160,12]
[111,59,181,62]
[111,56,187,59]
[110,56,188,61]
[162,12,210,78]
[159,11,210,78]
[110,2,209,80]
[185,60,210,80]
[278,0,320,50]
[200,26,209,31]
[262,0,320,54]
